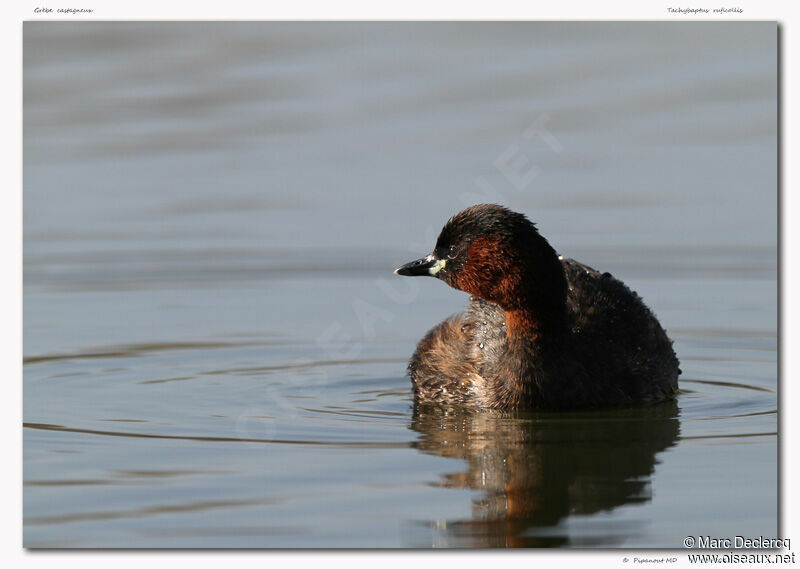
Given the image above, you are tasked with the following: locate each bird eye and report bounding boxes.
[446,245,458,260]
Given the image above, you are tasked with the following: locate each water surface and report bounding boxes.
[23,22,777,548]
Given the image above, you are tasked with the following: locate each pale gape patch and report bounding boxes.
[428,257,447,276]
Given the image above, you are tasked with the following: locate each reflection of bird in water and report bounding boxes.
[409,400,680,547]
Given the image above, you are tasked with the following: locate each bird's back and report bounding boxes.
[561,258,680,404]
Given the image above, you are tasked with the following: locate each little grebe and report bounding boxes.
[395,204,680,409]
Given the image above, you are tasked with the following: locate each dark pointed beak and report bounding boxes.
[394,254,440,277]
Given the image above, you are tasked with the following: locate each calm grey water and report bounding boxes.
[23,22,777,548]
